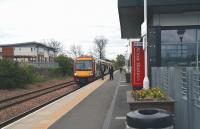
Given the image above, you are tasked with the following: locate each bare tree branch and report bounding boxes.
[69,44,83,58]
[41,39,63,53]
[94,36,108,59]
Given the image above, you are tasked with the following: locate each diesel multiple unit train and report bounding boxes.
[73,56,112,84]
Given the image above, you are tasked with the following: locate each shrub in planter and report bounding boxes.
[132,88,167,101]
[127,87,175,113]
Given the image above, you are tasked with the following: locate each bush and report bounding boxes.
[48,68,62,77]
[54,55,73,76]
[0,59,34,89]
[32,74,46,83]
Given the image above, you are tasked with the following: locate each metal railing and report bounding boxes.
[193,71,200,109]
[27,62,59,68]
[151,67,200,129]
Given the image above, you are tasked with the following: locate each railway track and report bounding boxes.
[0,80,78,128]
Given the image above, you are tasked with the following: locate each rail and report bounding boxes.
[0,80,77,128]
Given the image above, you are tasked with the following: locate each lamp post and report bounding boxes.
[177,29,185,60]
[197,39,199,69]
[196,29,199,70]
[142,0,149,90]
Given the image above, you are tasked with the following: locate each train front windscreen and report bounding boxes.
[75,60,92,71]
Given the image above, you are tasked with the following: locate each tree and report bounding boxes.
[54,55,73,76]
[94,36,108,59]
[87,46,97,58]
[42,39,63,53]
[69,44,83,58]
[115,54,125,68]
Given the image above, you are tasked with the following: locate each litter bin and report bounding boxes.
[126,108,174,129]
[125,73,130,83]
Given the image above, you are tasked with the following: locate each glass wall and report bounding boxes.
[161,27,200,66]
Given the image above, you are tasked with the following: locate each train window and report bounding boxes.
[75,60,92,70]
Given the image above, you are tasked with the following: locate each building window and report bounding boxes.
[31,48,33,51]
[19,48,21,51]
[161,27,200,66]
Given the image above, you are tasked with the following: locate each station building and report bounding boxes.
[118,0,200,68]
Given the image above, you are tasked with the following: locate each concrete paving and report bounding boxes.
[109,80,130,129]
[49,72,130,129]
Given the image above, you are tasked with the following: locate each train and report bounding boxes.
[73,56,112,84]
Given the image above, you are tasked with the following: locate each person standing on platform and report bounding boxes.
[109,65,114,80]
[120,67,122,73]
[100,65,104,80]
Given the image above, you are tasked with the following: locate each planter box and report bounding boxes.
[127,91,175,113]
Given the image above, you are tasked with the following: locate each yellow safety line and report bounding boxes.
[31,75,109,129]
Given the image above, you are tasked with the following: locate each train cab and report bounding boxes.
[74,56,95,84]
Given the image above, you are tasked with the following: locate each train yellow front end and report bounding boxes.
[74,56,95,84]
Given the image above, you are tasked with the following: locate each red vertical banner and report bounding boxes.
[131,41,144,90]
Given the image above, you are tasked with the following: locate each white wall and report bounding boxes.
[0,47,2,59]
[44,49,49,58]
[10,44,56,62]
[153,12,200,26]
[49,50,55,57]
[37,47,44,54]
[14,46,37,56]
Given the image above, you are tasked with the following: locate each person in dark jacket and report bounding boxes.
[100,65,104,80]
[120,67,122,73]
[109,66,114,80]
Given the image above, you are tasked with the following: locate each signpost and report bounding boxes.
[131,41,144,90]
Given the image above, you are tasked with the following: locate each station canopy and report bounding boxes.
[118,0,200,39]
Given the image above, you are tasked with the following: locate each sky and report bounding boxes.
[0,0,128,59]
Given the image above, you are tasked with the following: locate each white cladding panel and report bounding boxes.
[14,46,37,56]
[38,47,44,52]
[49,50,55,57]
[0,47,2,52]
[44,48,49,58]
[153,13,200,26]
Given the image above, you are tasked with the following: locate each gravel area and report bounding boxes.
[0,84,79,124]
[0,77,73,101]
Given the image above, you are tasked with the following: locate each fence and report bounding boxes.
[27,62,59,68]
[151,67,200,129]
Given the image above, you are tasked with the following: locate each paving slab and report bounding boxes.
[49,72,130,129]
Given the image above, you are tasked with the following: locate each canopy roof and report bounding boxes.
[118,0,200,38]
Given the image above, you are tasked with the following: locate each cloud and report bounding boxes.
[0,0,125,59]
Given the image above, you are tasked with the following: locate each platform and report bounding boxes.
[3,71,130,129]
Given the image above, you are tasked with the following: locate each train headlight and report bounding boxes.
[89,72,93,76]
[74,72,77,76]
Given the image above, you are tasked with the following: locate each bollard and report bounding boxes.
[126,108,174,129]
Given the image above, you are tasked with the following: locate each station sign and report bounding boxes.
[131,41,144,90]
